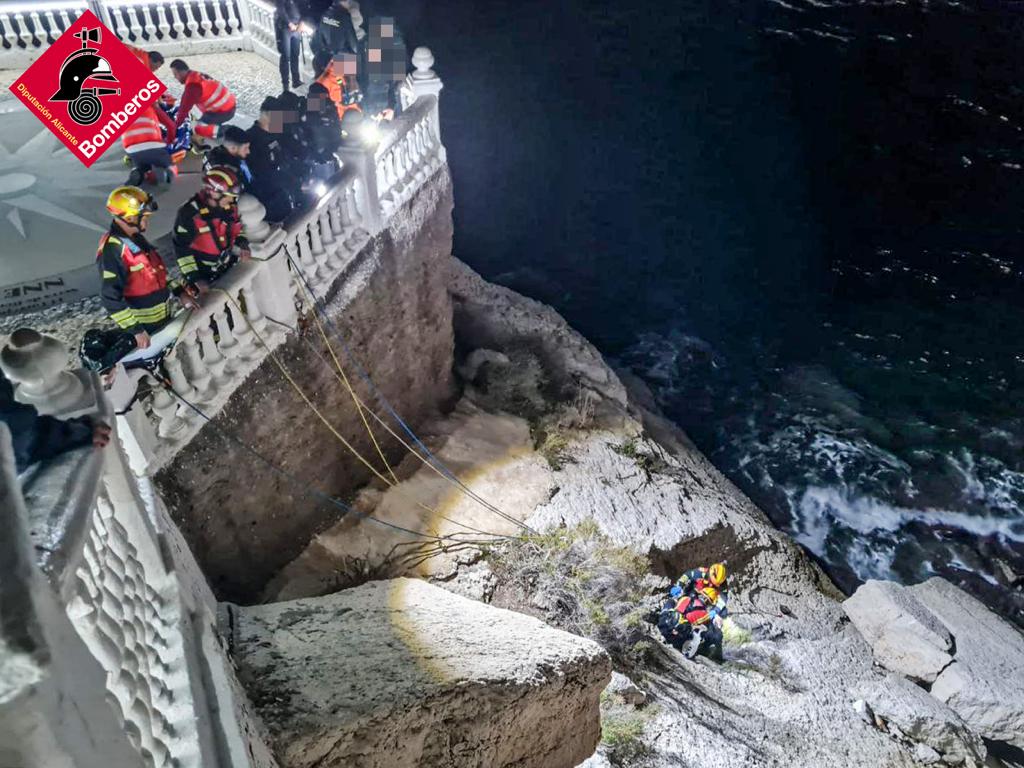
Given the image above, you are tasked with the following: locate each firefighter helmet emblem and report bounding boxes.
[50,27,121,125]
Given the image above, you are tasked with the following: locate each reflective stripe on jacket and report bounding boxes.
[186,70,236,114]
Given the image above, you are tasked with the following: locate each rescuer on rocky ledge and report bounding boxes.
[172,167,251,291]
[97,187,198,351]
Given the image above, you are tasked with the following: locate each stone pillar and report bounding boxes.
[403,47,444,106]
[239,193,273,244]
[336,146,383,234]
[0,328,98,418]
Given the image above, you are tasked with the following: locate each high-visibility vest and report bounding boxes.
[121,106,164,152]
[97,234,169,299]
[186,70,236,114]
[315,68,360,122]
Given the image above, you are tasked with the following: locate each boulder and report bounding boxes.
[910,578,1024,749]
[231,578,611,768]
[850,675,986,766]
[843,580,954,683]
[606,671,647,707]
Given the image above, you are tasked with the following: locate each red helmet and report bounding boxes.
[203,166,241,197]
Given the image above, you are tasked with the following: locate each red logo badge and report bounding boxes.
[8,10,166,167]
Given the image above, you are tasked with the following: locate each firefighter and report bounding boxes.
[168,59,237,144]
[172,167,251,292]
[97,187,196,350]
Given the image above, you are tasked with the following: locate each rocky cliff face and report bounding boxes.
[156,171,458,603]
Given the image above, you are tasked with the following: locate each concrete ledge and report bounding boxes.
[230,578,611,768]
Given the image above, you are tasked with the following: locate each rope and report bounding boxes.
[212,289,509,538]
[294,276,399,484]
[284,255,535,533]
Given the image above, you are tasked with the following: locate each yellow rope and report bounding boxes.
[213,289,503,538]
[295,277,399,484]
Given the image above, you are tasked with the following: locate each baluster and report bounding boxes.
[319,207,336,249]
[57,7,73,32]
[297,229,317,273]
[152,3,171,39]
[215,304,241,364]
[195,0,212,36]
[178,332,213,402]
[170,2,186,37]
[210,0,225,34]
[327,193,345,237]
[125,5,143,43]
[223,0,239,33]
[27,10,43,46]
[13,12,32,48]
[196,322,229,385]
[227,288,257,360]
[308,219,331,280]
[149,381,187,441]
[142,4,158,38]
[163,350,196,403]
[42,10,58,43]
[108,5,128,38]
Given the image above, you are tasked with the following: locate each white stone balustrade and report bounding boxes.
[0,0,320,71]
[374,93,446,218]
[0,341,278,768]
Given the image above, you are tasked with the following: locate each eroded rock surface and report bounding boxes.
[911,578,1024,749]
[843,579,955,683]
[231,578,611,768]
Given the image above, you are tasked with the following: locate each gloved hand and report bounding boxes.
[713,615,723,630]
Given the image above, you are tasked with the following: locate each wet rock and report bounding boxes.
[843,580,954,683]
[231,578,611,768]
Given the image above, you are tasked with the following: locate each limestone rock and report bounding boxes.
[910,577,1024,749]
[851,675,986,766]
[231,578,611,768]
[843,580,954,683]
[606,671,647,707]
[432,562,497,603]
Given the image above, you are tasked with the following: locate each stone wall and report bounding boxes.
[156,170,457,603]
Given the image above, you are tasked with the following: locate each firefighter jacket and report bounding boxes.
[97,224,177,334]
[172,194,249,285]
[676,567,730,618]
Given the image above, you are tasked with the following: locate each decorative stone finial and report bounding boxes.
[0,328,91,416]
[411,47,436,80]
[238,193,271,243]
[402,47,443,107]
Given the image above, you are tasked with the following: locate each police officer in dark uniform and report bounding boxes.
[246,96,300,222]
[310,0,358,58]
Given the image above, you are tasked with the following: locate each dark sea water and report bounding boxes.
[392,0,1024,625]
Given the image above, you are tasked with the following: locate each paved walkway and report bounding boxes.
[0,51,281,296]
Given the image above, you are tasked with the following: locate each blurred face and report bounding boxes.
[172,67,187,84]
[336,53,357,78]
[237,142,251,158]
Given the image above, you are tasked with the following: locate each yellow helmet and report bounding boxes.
[708,562,727,587]
[106,186,157,221]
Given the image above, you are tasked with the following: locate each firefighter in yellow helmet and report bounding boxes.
[97,187,197,350]
[675,561,729,623]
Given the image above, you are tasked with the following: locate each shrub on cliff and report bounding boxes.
[487,522,657,673]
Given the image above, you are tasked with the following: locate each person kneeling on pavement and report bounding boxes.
[97,186,199,353]
[173,167,251,293]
